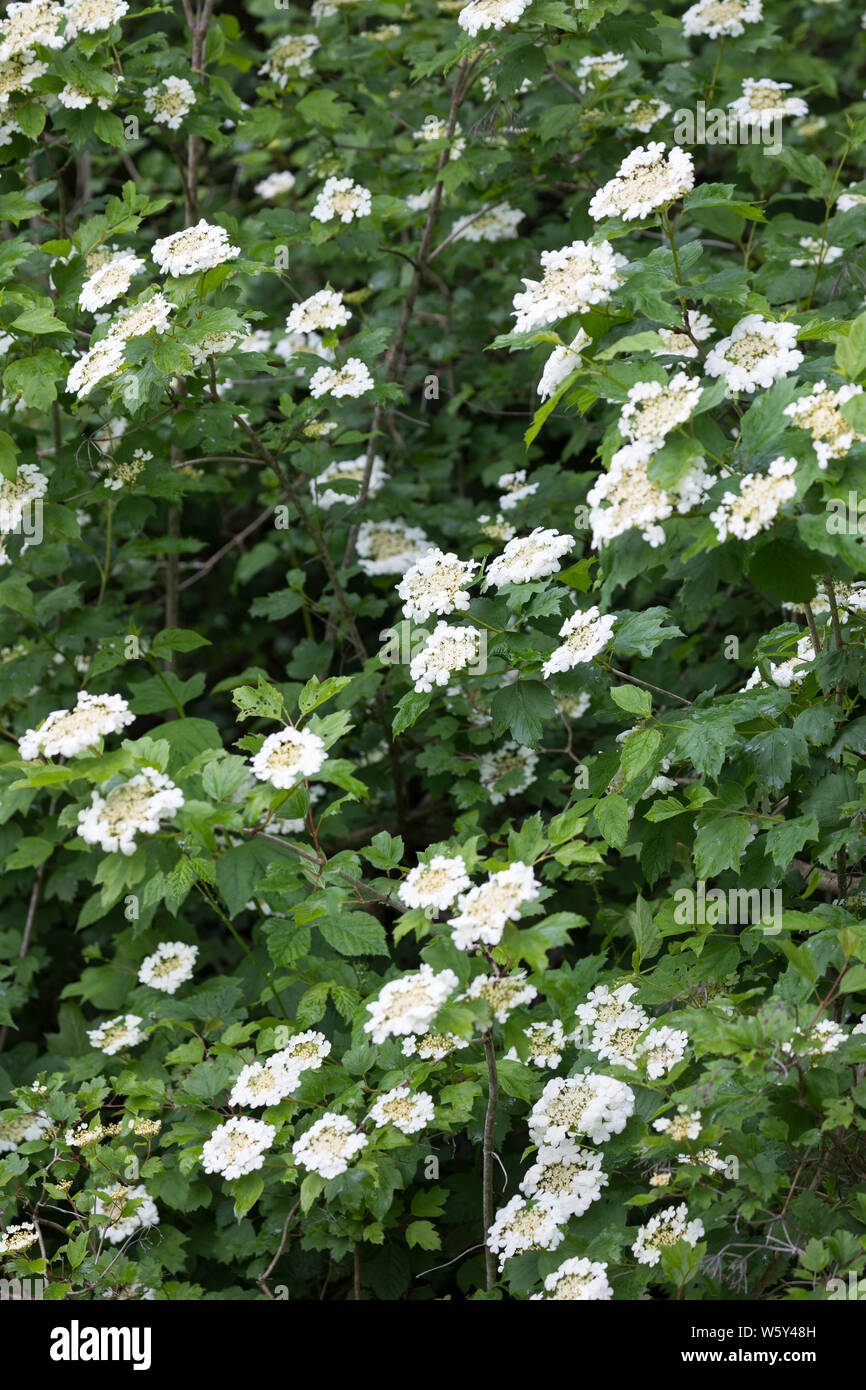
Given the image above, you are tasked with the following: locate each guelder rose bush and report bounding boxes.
[0,0,865,1304]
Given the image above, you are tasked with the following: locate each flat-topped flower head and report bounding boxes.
[151,220,240,276]
[486,1194,564,1270]
[542,605,616,678]
[587,441,715,549]
[528,1071,635,1144]
[783,381,865,469]
[512,239,627,331]
[111,292,174,340]
[619,372,702,447]
[311,177,372,224]
[0,52,48,105]
[576,982,651,1068]
[452,202,525,243]
[250,726,327,790]
[63,0,129,37]
[682,0,763,38]
[531,1256,613,1301]
[87,1013,146,1055]
[292,1113,366,1178]
[77,766,184,855]
[138,941,198,995]
[0,1221,39,1254]
[653,310,714,359]
[368,1086,434,1134]
[484,526,573,587]
[710,456,798,542]
[398,854,471,912]
[653,1105,702,1141]
[791,237,843,267]
[201,1116,275,1179]
[0,462,46,530]
[78,251,144,312]
[309,357,373,399]
[505,1018,567,1068]
[622,97,671,133]
[837,185,866,213]
[66,335,127,398]
[447,861,539,950]
[286,288,350,335]
[397,549,478,622]
[256,170,296,200]
[478,741,538,805]
[589,142,694,222]
[0,1,65,60]
[144,75,195,130]
[93,1184,158,1243]
[520,1141,608,1218]
[414,115,465,159]
[498,468,539,510]
[410,622,483,692]
[576,51,627,92]
[745,633,815,690]
[259,32,320,84]
[639,1024,689,1078]
[229,1059,296,1108]
[457,0,531,36]
[364,963,459,1043]
[356,520,430,576]
[631,1203,704,1265]
[537,330,590,401]
[782,1018,847,1059]
[463,970,538,1021]
[0,1110,51,1152]
[728,78,807,129]
[401,1030,466,1060]
[705,314,803,393]
[19,690,133,760]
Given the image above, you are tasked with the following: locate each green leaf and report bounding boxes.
[490,679,555,746]
[405,1220,440,1251]
[610,684,652,717]
[320,913,389,957]
[620,727,661,782]
[595,794,629,850]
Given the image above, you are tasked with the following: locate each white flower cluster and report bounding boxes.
[537,330,590,401]
[286,288,350,334]
[520,1141,609,1218]
[66,336,127,398]
[19,690,134,760]
[368,1086,434,1134]
[356,519,430,576]
[705,315,803,393]
[64,0,129,37]
[632,1202,705,1265]
[542,605,616,678]
[397,549,478,622]
[464,970,537,1021]
[576,52,628,91]
[782,1018,848,1059]
[87,1014,146,1055]
[311,177,372,224]
[138,941,198,995]
[486,1193,565,1270]
[292,1113,367,1178]
[478,741,539,804]
[512,240,628,331]
[0,1110,51,1152]
[255,170,296,200]
[77,766,185,855]
[623,97,671,134]
[710,456,798,542]
[485,526,573,587]
[529,1071,636,1145]
[250,726,327,789]
[682,0,763,38]
[398,854,471,912]
[0,462,47,531]
[409,622,483,693]
[93,1184,159,1243]
[791,237,842,268]
[498,469,539,510]
[619,372,702,447]
[259,33,320,85]
[309,357,374,399]
[79,251,144,312]
[0,0,65,59]
[151,220,240,277]
[506,1019,567,1068]
[728,78,808,129]
[364,964,459,1044]
[312,455,389,509]
[452,202,525,243]
[229,1031,330,1108]
[783,381,865,469]
[653,1106,703,1141]
[457,0,531,36]
[588,441,715,550]
[0,1221,38,1255]
[589,142,695,222]
[144,75,195,129]
[447,861,539,951]
[653,310,714,359]
[201,1116,275,1179]
[531,1255,613,1300]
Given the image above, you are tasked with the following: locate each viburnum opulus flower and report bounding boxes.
[111,292,175,340]
[486,1195,565,1270]
[309,358,373,399]
[229,1058,296,1108]
[519,1142,608,1219]
[576,982,650,1068]
[528,1072,635,1145]
[631,1204,705,1266]
[531,1256,613,1301]
[368,1087,434,1135]
[398,854,471,912]
[542,605,616,678]
[463,971,538,1021]
[0,1222,39,1255]
[681,0,763,38]
[511,239,627,330]
[259,32,320,84]
[18,690,134,759]
[589,142,695,222]
[709,457,798,541]
[791,237,843,267]
[255,170,296,199]
[292,1113,367,1178]
[622,97,671,133]
[87,1014,146,1055]
[782,1019,848,1059]
[484,527,573,587]
[397,549,478,621]
[619,372,702,447]
[447,862,539,951]
[137,941,198,995]
[401,1031,467,1060]
[783,381,866,469]
[452,202,525,242]
[413,115,465,159]
[92,1184,159,1243]
[478,741,538,804]
[537,329,591,401]
[744,633,814,690]
[587,442,715,550]
[837,184,866,212]
[201,1117,275,1179]
[77,767,184,855]
[63,0,129,37]
[576,51,628,91]
[505,1019,567,1068]
[356,519,430,576]
[364,964,459,1043]
[151,220,240,276]
[272,1030,331,1078]
[0,462,47,530]
[704,314,803,393]
[654,1106,703,1141]
[639,1024,689,1078]
[250,726,327,789]
[653,310,714,358]
[0,0,65,59]
[457,0,531,36]
[66,335,127,398]
[0,1111,51,1152]
[143,75,195,129]
[311,177,372,224]
[728,78,808,129]
[409,622,483,693]
[78,251,144,311]
[311,455,388,510]
[285,288,349,335]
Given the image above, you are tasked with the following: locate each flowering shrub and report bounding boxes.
[1,0,866,1305]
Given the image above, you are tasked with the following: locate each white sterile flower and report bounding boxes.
[201,1116,275,1179]
[478,512,516,541]
[111,292,174,340]
[587,441,715,549]
[292,1113,367,1178]
[639,1024,689,1078]
[286,288,349,335]
[271,1029,331,1079]
[531,1256,613,1301]
[410,622,483,693]
[397,549,478,621]
[77,766,184,855]
[229,1059,295,1109]
[537,330,590,401]
[505,1019,567,1068]
[63,0,129,37]
[0,1,65,59]
[589,142,694,222]
[728,78,807,129]
[406,187,436,213]
[398,854,471,912]
[528,1072,635,1145]
[356,519,430,576]
[309,357,373,399]
[87,1014,146,1055]
[512,239,627,331]
[457,0,530,35]
[520,1142,608,1218]
[632,1204,705,1267]
[311,177,372,224]
[704,314,803,393]
[619,371,702,446]
[709,456,798,542]
[259,33,320,85]
[746,633,814,690]
[402,1031,466,1060]
[92,1184,158,1243]
[576,51,628,92]
[18,690,133,760]
[447,861,539,951]
[0,1111,51,1152]
[484,526,573,587]
[622,97,671,133]
[653,1105,703,1141]
[58,84,94,108]
[250,726,327,789]
[542,605,616,679]
[0,462,47,530]
[463,970,537,1021]
[575,982,650,1068]
[837,184,866,212]
[144,75,195,129]
[682,0,763,39]
[653,310,714,358]
[314,455,387,513]
[783,381,865,469]
[478,741,538,805]
[365,964,459,1044]
[452,202,525,242]
[66,335,127,398]
[486,1195,565,1270]
[782,1019,848,1058]
[791,237,843,267]
[151,220,240,276]
[255,170,296,199]
[853,1015,866,1036]
[368,1086,434,1135]
[0,1220,38,1254]
[79,254,145,312]
[137,941,198,995]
